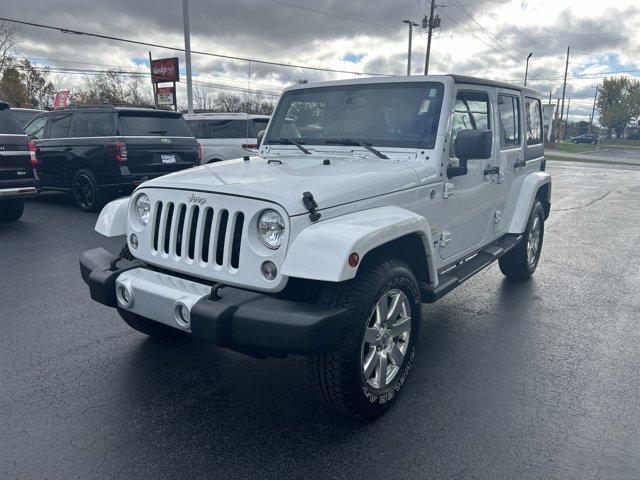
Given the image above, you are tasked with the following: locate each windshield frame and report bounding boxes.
[265,81,445,150]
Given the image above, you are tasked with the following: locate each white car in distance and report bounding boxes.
[184,112,270,164]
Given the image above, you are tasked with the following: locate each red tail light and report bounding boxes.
[197,141,202,163]
[28,140,39,165]
[242,143,259,150]
[106,141,128,163]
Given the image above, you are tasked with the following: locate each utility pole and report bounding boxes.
[553,98,560,142]
[557,45,570,142]
[148,51,158,109]
[182,0,194,113]
[423,0,437,75]
[402,20,419,76]
[588,84,599,134]
[564,97,571,140]
[524,52,533,86]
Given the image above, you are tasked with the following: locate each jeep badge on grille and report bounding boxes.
[187,193,206,205]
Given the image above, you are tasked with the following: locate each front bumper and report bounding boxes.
[79,248,346,356]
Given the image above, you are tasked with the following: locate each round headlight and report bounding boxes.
[135,193,151,226]
[257,209,285,249]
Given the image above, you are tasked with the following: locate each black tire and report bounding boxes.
[71,169,105,212]
[206,158,222,164]
[0,199,25,222]
[307,257,421,419]
[117,309,189,340]
[499,199,545,279]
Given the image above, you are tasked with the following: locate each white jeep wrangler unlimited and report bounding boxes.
[80,75,551,419]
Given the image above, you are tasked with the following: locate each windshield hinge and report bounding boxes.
[302,191,321,222]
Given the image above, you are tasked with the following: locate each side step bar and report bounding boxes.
[421,234,522,303]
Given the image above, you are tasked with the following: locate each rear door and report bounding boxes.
[118,111,198,176]
[38,112,73,188]
[0,107,34,183]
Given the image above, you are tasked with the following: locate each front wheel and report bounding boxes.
[307,257,421,419]
[499,199,545,279]
[0,199,25,222]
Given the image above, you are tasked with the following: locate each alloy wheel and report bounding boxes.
[527,214,542,267]
[361,289,412,390]
[73,174,95,210]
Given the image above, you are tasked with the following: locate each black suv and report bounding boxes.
[571,134,599,145]
[25,105,200,211]
[0,102,38,222]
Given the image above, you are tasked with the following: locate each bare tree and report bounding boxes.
[215,92,242,112]
[193,82,217,111]
[0,20,18,73]
[73,70,152,106]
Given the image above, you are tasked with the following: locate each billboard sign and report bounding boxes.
[151,57,179,83]
[53,90,70,109]
[156,86,175,106]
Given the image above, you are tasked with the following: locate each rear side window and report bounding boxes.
[497,95,521,149]
[0,108,25,135]
[69,112,115,137]
[185,119,199,136]
[48,113,72,138]
[451,90,490,157]
[525,97,543,145]
[25,115,48,139]
[198,120,248,139]
[119,113,193,137]
[11,110,39,128]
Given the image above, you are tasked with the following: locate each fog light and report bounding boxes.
[261,260,278,280]
[117,285,133,307]
[175,303,190,328]
[129,233,138,249]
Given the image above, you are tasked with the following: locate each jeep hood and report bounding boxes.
[141,154,423,215]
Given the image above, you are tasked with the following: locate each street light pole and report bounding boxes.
[402,20,418,76]
[524,52,533,86]
[182,0,193,113]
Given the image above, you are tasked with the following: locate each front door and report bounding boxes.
[439,86,499,261]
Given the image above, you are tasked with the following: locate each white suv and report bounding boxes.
[184,112,270,164]
[81,75,551,419]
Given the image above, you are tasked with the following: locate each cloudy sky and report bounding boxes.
[3,0,639,121]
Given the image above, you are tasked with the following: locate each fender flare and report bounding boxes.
[281,206,438,286]
[507,171,551,234]
[95,197,129,237]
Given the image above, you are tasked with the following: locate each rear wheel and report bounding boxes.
[499,199,545,279]
[0,199,25,222]
[307,257,421,419]
[71,169,104,212]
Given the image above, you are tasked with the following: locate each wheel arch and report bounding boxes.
[507,171,551,234]
[280,206,438,288]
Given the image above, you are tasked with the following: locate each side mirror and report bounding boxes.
[256,129,266,147]
[448,129,492,178]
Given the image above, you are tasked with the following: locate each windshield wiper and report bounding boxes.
[322,138,389,159]
[149,130,168,136]
[269,137,311,154]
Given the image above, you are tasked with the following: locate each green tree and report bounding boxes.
[0,58,55,108]
[597,77,640,139]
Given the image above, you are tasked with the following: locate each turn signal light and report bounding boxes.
[348,252,360,268]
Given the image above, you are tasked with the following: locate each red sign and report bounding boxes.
[151,57,179,83]
[54,90,70,109]
[156,86,175,106]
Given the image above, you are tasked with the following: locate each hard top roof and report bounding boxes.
[182,112,270,120]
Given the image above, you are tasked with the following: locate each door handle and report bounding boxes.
[63,146,73,151]
[514,158,526,169]
[483,166,500,175]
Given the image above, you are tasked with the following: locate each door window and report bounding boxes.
[48,113,72,138]
[69,112,115,137]
[497,95,521,149]
[450,90,490,157]
[25,115,48,139]
[525,97,543,145]
[198,120,248,139]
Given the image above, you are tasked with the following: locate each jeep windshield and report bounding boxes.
[265,82,444,150]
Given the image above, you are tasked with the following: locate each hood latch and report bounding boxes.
[302,191,321,222]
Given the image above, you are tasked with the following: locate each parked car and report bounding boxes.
[24,105,200,212]
[571,133,599,145]
[80,75,551,418]
[184,113,270,164]
[10,107,45,128]
[0,102,38,222]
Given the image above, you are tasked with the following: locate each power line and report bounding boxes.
[0,16,391,77]
[264,0,403,30]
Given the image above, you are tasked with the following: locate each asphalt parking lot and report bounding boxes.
[2,161,639,479]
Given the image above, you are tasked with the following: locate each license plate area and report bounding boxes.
[161,154,176,164]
